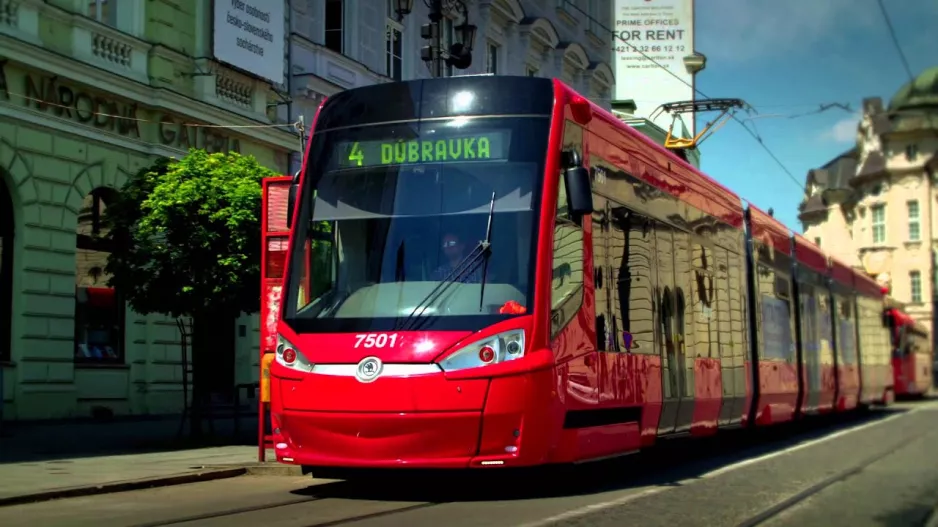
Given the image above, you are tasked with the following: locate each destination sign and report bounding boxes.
[335,130,511,168]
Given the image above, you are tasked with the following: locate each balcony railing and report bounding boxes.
[71,15,149,84]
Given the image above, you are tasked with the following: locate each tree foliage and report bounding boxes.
[104,149,278,318]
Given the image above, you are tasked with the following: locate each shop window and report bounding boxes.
[0,179,12,363]
[75,188,124,364]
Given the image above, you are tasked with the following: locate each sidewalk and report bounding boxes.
[0,414,299,506]
[0,446,270,505]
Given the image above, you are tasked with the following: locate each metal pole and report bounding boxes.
[690,0,696,137]
[925,169,938,367]
[431,0,443,78]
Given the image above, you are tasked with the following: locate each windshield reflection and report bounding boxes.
[293,162,536,321]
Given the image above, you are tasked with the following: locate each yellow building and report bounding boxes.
[0,1,297,421]
[799,67,938,330]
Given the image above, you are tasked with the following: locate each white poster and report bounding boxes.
[213,0,285,85]
[612,0,694,132]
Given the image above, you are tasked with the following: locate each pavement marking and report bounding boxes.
[701,400,938,479]
[520,400,938,526]
[515,487,670,527]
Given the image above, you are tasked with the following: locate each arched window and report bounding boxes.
[74,188,124,364]
[0,178,13,363]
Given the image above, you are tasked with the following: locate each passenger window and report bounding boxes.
[551,122,585,337]
[610,206,655,354]
[592,197,609,351]
[692,241,716,358]
[305,221,335,306]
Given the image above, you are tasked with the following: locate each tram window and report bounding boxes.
[551,122,585,337]
[692,241,716,358]
[835,294,857,365]
[610,206,655,355]
[593,196,608,351]
[672,228,693,397]
[714,248,731,359]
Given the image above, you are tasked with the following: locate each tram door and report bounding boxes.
[654,222,694,434]
[592,196,613,354]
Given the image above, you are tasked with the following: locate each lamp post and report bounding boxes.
[682,51,706,136]
[393,0,414,21]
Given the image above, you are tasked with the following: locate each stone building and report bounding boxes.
[799,66,938,330]
[0,0,297,421]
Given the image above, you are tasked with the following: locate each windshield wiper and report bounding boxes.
[396,192,497,332]
[478,191,495,311]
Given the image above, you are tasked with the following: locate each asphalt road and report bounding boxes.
[2,399,937,527]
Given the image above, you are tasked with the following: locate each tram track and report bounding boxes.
[17,402,932,527]
[127,478,448,527]
[734,430,927,527]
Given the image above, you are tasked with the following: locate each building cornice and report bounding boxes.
[0,35,299,153]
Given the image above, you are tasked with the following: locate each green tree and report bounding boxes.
[104,149,278,435]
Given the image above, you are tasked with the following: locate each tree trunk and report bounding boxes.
[189,311,237,438]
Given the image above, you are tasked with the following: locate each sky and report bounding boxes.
[679,0,938,232]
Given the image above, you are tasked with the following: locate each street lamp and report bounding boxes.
[420,0,476,76]
[682,51,706,136]
[394,0,414,22]
[682,51,706,75]
[446,20,477,69]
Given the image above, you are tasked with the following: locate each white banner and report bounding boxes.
[213,0,285,85]
[612,0,694,132]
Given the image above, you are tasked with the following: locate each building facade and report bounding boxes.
[284,0,616,173]
[0,0,298,420]
[799,66,938,330]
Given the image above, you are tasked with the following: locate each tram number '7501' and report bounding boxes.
[354,333,400,348]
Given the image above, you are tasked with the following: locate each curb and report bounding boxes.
[243,464,305,477]
[925,505,938,527]
[0,467,247,508]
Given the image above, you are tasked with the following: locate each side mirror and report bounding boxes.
[564,166,593,218]
[286,183,298,227]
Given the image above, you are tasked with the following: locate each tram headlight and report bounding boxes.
[438,330,526,372]
[276,334,315,372]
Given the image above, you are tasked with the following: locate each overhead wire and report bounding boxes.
[876,0,916,84]
[561,0,805,191]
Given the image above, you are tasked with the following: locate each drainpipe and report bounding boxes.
[925,154,937,383]
[286,0,296,174]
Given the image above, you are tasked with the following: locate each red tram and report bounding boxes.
[885,307,933,398]
[264,77,901,474]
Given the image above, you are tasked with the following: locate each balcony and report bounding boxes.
[191,57,269,120]
[72,21,149,84]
